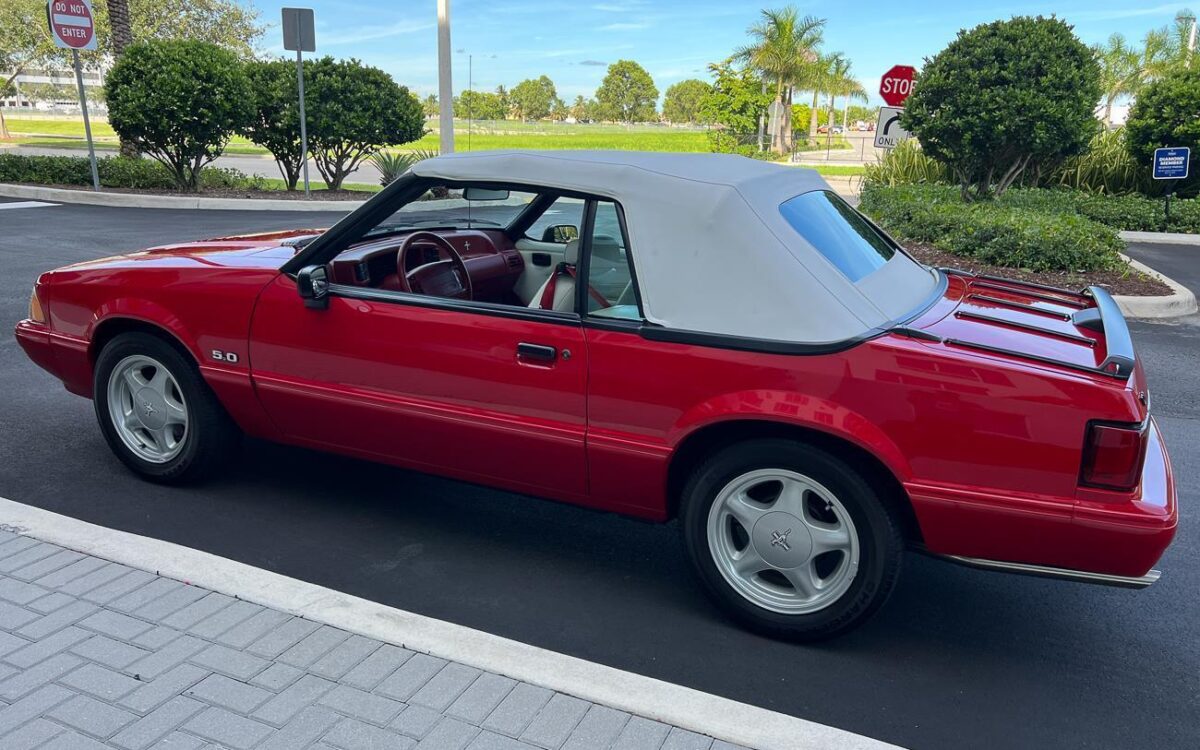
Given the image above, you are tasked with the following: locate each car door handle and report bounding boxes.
[517,342,557,362]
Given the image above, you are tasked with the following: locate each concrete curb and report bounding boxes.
[0,497,900,750]
[1119,230,1200,246]
[0,182,364,212]
[1114,253,1198,319]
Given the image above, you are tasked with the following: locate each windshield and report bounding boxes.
[367,187,541,237]
[779,190,896,282]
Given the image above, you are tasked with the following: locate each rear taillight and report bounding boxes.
[1081,422,1148,491]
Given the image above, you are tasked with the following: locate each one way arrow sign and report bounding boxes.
[874,106,910,149]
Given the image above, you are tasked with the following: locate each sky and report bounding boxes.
[247,0,1194,105]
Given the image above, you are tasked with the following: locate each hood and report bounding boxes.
[57,229,327,273]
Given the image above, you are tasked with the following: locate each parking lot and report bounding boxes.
[1,197,1196,750]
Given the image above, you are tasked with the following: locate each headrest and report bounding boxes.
[564,238,581,265]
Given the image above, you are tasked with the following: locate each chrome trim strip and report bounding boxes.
[936,554,1161,589]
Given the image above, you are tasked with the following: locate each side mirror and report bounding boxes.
[297,265,330,309]
[541,224,579,244]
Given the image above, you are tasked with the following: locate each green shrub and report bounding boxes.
[1125,68,1200,197]
[862,139,950,186]
[105,40,253,190]
[369,149,439,186]
[1042,128,1152,195]
[243,59,306,191]
[0,153,261,192]
[860,184,1125,271]
[902,16,1101,199]
[304,57,425,190]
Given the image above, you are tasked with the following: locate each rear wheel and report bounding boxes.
[680,439,903,641]
[94,332,239,483]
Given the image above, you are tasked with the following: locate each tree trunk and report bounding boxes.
[107,0,139,159]
[771,78,786,155]
[809,90,819,146]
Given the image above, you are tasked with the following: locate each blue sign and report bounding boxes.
[1153,147,1191,180]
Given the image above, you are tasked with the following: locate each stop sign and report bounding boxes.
[47,0,97,51]
[879,65,916,107]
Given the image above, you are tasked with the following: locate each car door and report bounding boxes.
[248,273,589,500]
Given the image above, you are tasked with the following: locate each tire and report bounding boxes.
[93,332,240,484]
[680,439,903,641]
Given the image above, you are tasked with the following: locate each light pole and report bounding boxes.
[437,0,454,153]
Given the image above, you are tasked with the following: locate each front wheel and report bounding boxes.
[680,439,903,641]
[94,332,239,483]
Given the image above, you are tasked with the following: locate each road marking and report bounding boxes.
[0,496,898,750]
[0,201,59,210]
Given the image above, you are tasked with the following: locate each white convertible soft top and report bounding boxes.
[411,151,939,344]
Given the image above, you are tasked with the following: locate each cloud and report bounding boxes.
[579,60,608,66]
[600,22,650,31]
[320,19,433,45]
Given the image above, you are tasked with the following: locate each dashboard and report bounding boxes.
[330,229,525,304]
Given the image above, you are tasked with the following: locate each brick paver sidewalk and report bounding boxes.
[0,530,744,750]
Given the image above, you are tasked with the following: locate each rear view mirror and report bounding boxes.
[463,187,510,201]
[541,224,579,243]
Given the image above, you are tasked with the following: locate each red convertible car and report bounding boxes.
[16,152,1176,640]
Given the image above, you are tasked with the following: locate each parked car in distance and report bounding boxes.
[16,151,1177,641]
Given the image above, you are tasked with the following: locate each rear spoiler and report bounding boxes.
[1073,286,1136,379]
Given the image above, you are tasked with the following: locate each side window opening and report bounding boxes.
[584,201,641,321]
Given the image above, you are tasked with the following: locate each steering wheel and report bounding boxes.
[394,231,473,301]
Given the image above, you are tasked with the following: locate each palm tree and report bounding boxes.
[106,0,137,157]
[735,6,825,154]
[1093,34,1139,127]
[827,56,866,133]
[806,53,836,144]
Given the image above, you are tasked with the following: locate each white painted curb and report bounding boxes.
[0,182,364,212]
[1114,253,1198,320]
[0,497,900,750]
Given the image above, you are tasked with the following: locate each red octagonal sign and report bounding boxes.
[48,0,96,51]
[880,65,916,107]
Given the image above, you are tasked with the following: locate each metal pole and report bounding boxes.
[72,50,99,192]
[437,0,454,154]
[297,46,310,196]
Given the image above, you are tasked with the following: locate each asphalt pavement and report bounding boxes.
[0,199,1197,750]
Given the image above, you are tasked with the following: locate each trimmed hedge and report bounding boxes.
[860,184,1125,272]
[0,154,262,192]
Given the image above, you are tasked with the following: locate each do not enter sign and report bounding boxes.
[879,65,915,107]
[48,0,97,51]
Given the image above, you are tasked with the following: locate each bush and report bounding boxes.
[862,139,950,186]
[1042,128,1153,195]
[1126,67,1200,196]
[0,153,261,192]
[369,149,439,186]
[105,40,253,190]
[243,59,306,191]
[860,184,1125,271]
[902,16,1101,199]
[304,57,425,190]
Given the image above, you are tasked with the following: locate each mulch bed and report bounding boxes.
[903,243,1172,297]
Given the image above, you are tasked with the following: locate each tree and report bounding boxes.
[569,95,589,122]
[825,55,865,132]
[243,60,305,190]
[698,59,772,154]
[1126,67,1200,181]
[422,94,439,118]
[510,75,559,120]
[902,16,1101,200]
[105,40,252,190]
[304,57,425,190]
[1093,34,1140,127]
[735,7,825,153]
[494,84,510,118]
[454,90,506,121]
[662,79,713,124]
[0,0,59,139]
[595,60,658,123]
[91,0,262,57]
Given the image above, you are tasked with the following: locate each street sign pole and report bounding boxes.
[47,0,99,191]
[296,43,309,197]
[71,49,99,191]
[282,8,315,196]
